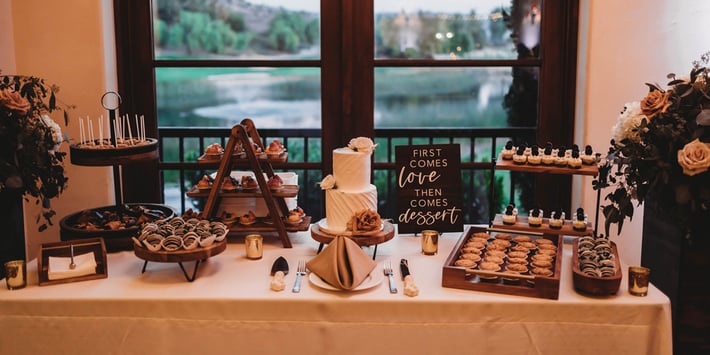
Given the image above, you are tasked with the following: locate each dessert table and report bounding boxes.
[0,226,672,355]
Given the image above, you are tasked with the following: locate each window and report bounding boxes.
[114,0,578,221]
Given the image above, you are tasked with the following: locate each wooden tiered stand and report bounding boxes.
[187,119,310,248]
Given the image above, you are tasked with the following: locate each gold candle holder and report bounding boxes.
[4,260,27,290]
[421,230,439,255]
[628,266,650,297]
[245,234,263,260]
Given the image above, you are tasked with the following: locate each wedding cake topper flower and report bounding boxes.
[347,209,381,233]
[599,52,710,237]
[348,137,378,154]
[318,174,336,190]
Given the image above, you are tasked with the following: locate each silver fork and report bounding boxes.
[292,259,307,293]
[384,260,397,294]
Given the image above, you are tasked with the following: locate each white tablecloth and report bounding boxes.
[0,227,672,355]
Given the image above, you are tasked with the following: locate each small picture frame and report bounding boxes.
[38,238,108,286]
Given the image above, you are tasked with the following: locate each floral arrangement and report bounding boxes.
[0,72,72,231]
[599,53,710,237]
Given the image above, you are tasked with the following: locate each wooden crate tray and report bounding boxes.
[571,238,622,295]
[491,214,593,236]
[442,226,563,300]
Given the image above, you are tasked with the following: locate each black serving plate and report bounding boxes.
[59,203,176,252]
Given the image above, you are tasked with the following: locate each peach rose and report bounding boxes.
[348,137,377,154]
[0,89,30,115]
[640,90,671,119]
[349,209,381,232]
[677,139,710,176]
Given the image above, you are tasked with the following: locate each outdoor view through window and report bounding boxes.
[151,0,543,220]
[153,0,538,129]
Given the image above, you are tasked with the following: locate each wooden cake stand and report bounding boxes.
[133,239,227,282]
[310,221,395,260]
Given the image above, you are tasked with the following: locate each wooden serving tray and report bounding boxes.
[442,226,563,300]
[186,185,299,198]
[197,151,288,165]
[133,238,227,263]
[491,214,593,236]
[69,138,159,166]
[571,238,622,295]
[496,156,599,176]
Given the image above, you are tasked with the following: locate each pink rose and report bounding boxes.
[677,139,710,176]
[0,89,31,115]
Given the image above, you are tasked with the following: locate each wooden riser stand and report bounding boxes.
[196,119,307,248]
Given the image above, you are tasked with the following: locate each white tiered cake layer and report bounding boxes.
[332,147,371,191]
[324,185,377,233]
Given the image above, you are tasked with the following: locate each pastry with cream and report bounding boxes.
[512,146,527,165]
[501,140,515,160]
[572,207,588,232]
[527,145,542,165]
[528,207,543,227]
[502,204,517,225]
[581,145,598,165]
[567,149,582,168]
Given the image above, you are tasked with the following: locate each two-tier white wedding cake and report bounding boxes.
[318,137,378,234]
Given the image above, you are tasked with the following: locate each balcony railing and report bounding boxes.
[158,127,536,224]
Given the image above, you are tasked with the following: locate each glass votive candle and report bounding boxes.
[4,260,27,290]
[628,266,650,297]
[245,234,263,260]
[421,230,439,255]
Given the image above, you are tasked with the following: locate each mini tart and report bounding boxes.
[461,247,482,255]
[537,249,558,257]
[535,238,554,245]
[491,239,511,248]
[460,253,482,262]
[532,259,553,269]
[517,241,537,250]
[507,257,529,265]
[506,263,528,273]
[531,267,554,277]
[485,250,506,258]
[507,251,528,259]
[548,217,564,229]
[512,235,532,243]
[454,259,476,267]
[483,255,505,265]
[241,176,259,190]
[465,241,486,250]
[531,254,554,263]
[239,211,257,225]
[221,177,238,191]
[510,245,531,254]
[486,243,508,252]
[286,212,303,224]
[472,232,491,239]
[494,233,513,241]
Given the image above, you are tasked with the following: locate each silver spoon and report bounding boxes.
[69,244,76,270]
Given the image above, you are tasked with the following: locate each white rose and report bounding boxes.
[41,114,64,150]
[348,137,377,154]
[319,174,336,190]
[611,101,646,146]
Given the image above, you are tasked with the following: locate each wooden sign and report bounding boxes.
[395,144,463,234]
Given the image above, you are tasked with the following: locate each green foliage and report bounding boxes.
[165,23,185,49]
[154,19,169,47]
[157,0,181,24]
[269,23,300,52]
[225,12,245,32]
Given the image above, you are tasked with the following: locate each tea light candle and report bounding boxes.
[4,260,27,290]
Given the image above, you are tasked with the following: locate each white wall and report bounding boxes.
[0,0,115,260]
[578,0,710,265]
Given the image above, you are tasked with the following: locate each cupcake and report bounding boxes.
[567,149,582,169]
[527,145,542,165]
[549,210,565,229]
[573,207,588,231]
[542,142,555,165]
[501,140,515,160]
[528,206,543,227]
[512,146,527,165]
[581,145,598,165]
[554,146,568,166]
[502,204,517,225]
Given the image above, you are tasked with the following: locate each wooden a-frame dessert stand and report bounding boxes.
[187,119,310,248]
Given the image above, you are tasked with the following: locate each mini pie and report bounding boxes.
[483,255,504,265]
[507,257,529,265]
[460,253,482,262]
[485,250,506,258]
[507,251,528,259]
[512,236,532,243]
[461,247,482,255]
[494,233,513,241]
[535,238,554,245]
[491,239,512,248]
[531,267,553,277]
[454,259,476,267]
[479,261,501,272]
[517,241,537,250]
[506,264,528,273]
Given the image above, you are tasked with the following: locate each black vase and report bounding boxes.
[0,188,26,280]
[641,200,710,354]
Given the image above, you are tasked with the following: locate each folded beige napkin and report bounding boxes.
[48,252,97,281]
[306,236,376,290]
